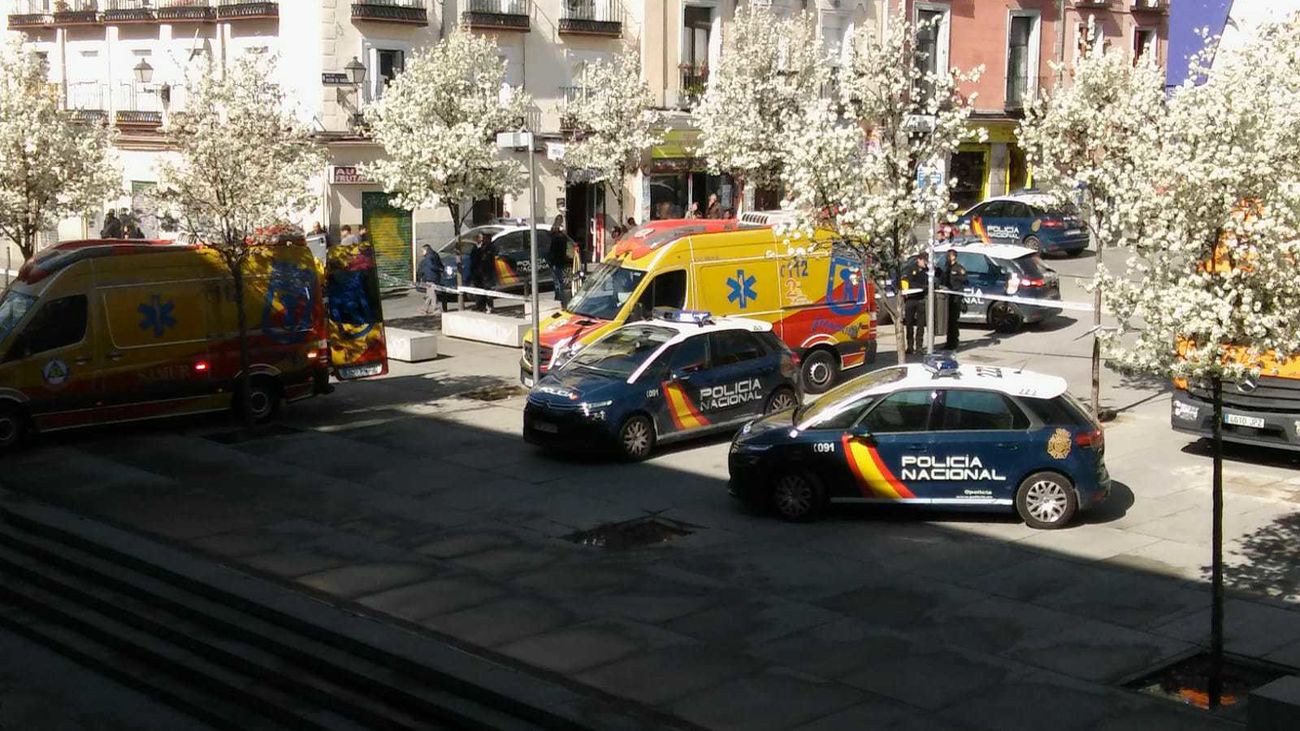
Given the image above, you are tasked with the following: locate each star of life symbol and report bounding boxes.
[138,294,177,337]
[726,269,758,309]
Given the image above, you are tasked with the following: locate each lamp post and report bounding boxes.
[497,130,541,386]
[133,58,171,111]
[344,56,368,128]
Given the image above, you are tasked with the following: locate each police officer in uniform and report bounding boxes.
[941,249,968,351]
[901,252,929,355]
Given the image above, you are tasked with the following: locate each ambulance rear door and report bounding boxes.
[326,241,389,380]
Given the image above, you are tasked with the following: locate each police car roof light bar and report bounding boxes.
[653,308,714,326]
[922,354,960,377]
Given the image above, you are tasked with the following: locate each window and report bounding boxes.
[976,201,1008,218]
[683,6,713,70]
[1020,395,1093,427]
[1134,28,1157,61]
[710,331,765,366]
[633,270,687,313]
[19,295,87,357]
[915,9,945,78]
[809,396,875,431]
[1004,202,1033,218]
[667,335,709,374]
[955,252,991,275]
[1006,13,1037,108]
[861,389,935,434]
[370,49,405,100]
[494,231,527,256]
[1076,22,1102,60]
[939,390,1029,431]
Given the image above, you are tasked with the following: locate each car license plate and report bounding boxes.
[1225,413,1265,429]
[339,363,382,379]
[1065,229,1083,236]
[533,421,558,434]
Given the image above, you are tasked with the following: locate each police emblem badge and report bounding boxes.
[1047,428,1071,459]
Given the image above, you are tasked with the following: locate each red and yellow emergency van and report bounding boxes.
[522,215,877,393]
[0,237,387,450]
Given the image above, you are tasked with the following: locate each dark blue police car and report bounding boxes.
[729,357,1109,529]
[956,191,1088,256]
[524,310,800,460]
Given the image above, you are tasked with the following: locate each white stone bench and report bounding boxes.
[384,327,439,362]
[441,310,530,348]
[1251,676,1300,730]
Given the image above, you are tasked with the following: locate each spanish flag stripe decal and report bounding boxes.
[663,382,709,431]
[865,442,916,499]
[840,435,917,500]
[495,259,520,286]
[972,217,991,244]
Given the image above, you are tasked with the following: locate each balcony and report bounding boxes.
[216,0,277,19]
[558,0,621,37]
[114,83,163,128]
[158,0,216,21]
[1073,0,1112,8]
[1130,0,1167,13]
[559,85,587,131]
[7,0,53,28]
[461,0,529,31]
[103,0,155,23]
[54,0,100,25]
[352,0,426,24]
[678,64,708,109]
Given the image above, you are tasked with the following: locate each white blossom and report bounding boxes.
[561,49,661,218]
[780,5,983,364]
[363,31,528,234]
[695,4,825,204]
[0,35,120,260]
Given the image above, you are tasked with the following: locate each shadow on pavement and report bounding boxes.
[1181,438,1300,472]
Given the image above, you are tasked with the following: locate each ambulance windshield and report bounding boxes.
[0,290,36,346]
[568,263,646,321]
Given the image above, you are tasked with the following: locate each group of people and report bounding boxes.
[99,209,146,239]
[901,249,968,354]
[653,193,728,222]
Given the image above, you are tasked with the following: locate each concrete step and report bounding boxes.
[442,310,532,348]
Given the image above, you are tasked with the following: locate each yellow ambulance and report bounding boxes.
[0,238,387,450]
[522,214,876,393]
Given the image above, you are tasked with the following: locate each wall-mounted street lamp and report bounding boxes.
[345,56,368,87]
[133,58,171,107]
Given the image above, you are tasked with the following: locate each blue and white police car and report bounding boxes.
[956,191,1089,256]
[728,356,1109,529]
[524,310,801,460]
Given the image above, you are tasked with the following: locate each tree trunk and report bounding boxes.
[1209,375,1225,708]
[1090,210,1103,418]
[893,290,907,365]
[234,267,253,430]
[449,202,462,237]
[735,176,746,216]
[19,228,37,262]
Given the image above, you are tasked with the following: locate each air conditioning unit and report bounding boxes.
[738,210,800,228]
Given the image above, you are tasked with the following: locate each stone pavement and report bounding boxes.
[2,289,1299,729]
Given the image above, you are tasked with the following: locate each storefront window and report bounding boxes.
[950,149,988,212]
[647,171,734,220]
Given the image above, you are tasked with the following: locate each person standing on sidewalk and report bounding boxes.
[901,252,930,355]
[940,249,967,351]
[468,232,498,313]
[548,216,572,308]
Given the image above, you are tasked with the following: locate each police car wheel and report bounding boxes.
[771,470,824,522]
[617,415,655,461]
[0,405,27,452]
[801,350,839,394]
[989,303,1024,334]
[1016,472,1078,530]
[765,388,798,415]
[1023,235,1042,252]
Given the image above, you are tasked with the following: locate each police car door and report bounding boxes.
[839,388,938,503]
[927,388,1032,506]
[955,252,993,322]
[700,330,770,424]
[656,332,713,435]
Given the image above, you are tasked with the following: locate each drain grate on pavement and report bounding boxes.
[563,516,697,550]
[204,424,303,444]
[462,385,527,401]
[1125,651,1290,712]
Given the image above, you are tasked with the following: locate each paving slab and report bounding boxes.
[575,643,762,706]
[356,576,507,621]
[669,670,866,731]
[791,696,977,731]
[423,595,577,648]
[1151,597,1300,657]
[294,561,441,599]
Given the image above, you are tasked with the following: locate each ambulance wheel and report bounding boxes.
[0,404,28,452]
[765,387,798,415]
[1023,235,1042,252]
[771,469,825,522]
[801,350,839,394]
[242,377,281,424]
[1016,472,1078,530]
[989,302,1024,333]
[617,414,655,461]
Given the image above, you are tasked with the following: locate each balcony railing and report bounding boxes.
[1073,0,1111,8]
[54,0,99,24]
[7,0,53,28]
[158,0,216,21]
[1131,0,1167,13]
[352,0,427,24]
[103,0,156,23]
[558,0,622,37]
[462,0,529,31]
[559,85,587,131]
[216,0,278,19]
[678,64,708,109]
[115,82,163,127]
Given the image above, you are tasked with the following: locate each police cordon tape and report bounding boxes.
[890,287,1096,313]
[424,282,533,302]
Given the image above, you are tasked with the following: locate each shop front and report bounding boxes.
[643,129,734,220]
[329,163,414,285]
[952,120,1031,213]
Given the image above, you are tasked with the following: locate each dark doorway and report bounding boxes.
[471,197,503,227]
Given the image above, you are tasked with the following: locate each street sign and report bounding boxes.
[915,161,945,191]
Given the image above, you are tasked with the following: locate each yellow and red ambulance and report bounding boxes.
[522,214,876,393]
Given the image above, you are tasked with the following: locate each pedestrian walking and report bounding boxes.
[548,216,572,307]
[468,231,498,313]
[901,251,930,355]
[340,225,359,246]
[100,210,122,239]
[416,244,447,315]
[941,249,967,351]
[705,193,721,219]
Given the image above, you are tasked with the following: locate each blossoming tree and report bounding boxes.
[560,48,661,223]
[1017,25,1167,417]
[780,9,982,366]
[0,36,120,261]
[695,4,823,211]
[1096,17,1300,706]
[154,56,325,425]
[364,30,528,237]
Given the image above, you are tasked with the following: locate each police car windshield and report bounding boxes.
[568,263,647,321]
[798,367,908,424]
[560,324,674,378]
[0,289,36,345]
